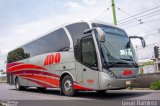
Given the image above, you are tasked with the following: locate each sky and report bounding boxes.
[0,0,160,70]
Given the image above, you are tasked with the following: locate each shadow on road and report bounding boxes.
[10,88,151,100]
[76,91,150,100]
[11,88,60,96]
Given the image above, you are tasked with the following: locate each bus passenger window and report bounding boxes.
[81,36,97,67]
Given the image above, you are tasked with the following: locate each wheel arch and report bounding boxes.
[15,76,22,86]
[59,71,75,87]
[15,76,19,84]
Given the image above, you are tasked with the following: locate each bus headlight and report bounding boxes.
[110,72,115,78]
[103,69,115,78]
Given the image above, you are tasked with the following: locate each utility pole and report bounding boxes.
[154,46,159,72]
[111,0,117,26]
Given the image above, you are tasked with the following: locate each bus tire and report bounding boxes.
[61,75,75,96]
[96,90,106,94]
[15,77,26,90]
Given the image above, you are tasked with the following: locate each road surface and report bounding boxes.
[0,84,160,106]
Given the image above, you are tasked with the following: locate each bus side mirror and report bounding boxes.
[129,36,146,48]
[84,27,105,43]
[141,39,146,48]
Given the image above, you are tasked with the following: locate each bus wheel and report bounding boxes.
[15,78,26,90]
[96,90,106,94]
[37,87,46,91]
[61,75,75,96]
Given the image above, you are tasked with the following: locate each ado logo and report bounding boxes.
[44,53,61,66]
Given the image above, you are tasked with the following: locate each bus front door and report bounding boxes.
[81,36,99,90]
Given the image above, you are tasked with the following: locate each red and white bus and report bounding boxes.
[7,20,145,96]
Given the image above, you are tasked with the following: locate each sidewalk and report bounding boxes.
[122,88,160,92]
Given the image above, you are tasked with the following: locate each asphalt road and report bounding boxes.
[0,84,160,106]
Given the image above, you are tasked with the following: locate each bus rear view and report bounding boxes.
[6,21,146,96]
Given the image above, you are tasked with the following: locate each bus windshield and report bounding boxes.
[92,24,137,67]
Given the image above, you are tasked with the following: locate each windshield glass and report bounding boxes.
[92,23,137,67]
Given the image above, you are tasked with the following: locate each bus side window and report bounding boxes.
[81,36,97,68]
[66,22,90,62]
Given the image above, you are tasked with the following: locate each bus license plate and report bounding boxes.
[126,81,131,85]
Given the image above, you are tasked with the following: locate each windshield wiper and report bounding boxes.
[120,58,139,67]
[107,61,129,68]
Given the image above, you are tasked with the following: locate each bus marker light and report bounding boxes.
[87,79,94,84]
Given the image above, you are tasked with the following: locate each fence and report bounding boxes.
[132,73,160,88]
[0,77,7,83]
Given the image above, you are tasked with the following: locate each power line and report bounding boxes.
[115,6,143,25]
[115,6,160,38]
[115,6,160,47]
[122,18,160,29]
[115,6,160,33]
[118,9,160,25]
[117,5,160,22]
[94,7,110,20]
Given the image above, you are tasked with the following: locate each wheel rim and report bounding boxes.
[64,80,72,92]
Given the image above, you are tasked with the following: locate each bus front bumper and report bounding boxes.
[99,73,138,90]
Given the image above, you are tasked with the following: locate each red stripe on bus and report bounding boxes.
[19,74,91,90]
[12,70,60,78]
[23,75,92,90]
[23,77,54,88]
[18,74,92,90]
[7,62,23,68]
[7,64,46,72]
[74,84,92,90]
[20,74,59,87]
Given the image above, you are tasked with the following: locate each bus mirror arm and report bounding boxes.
[129,36,146,48]
[84,27,105,43]
[83,28,96,34]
